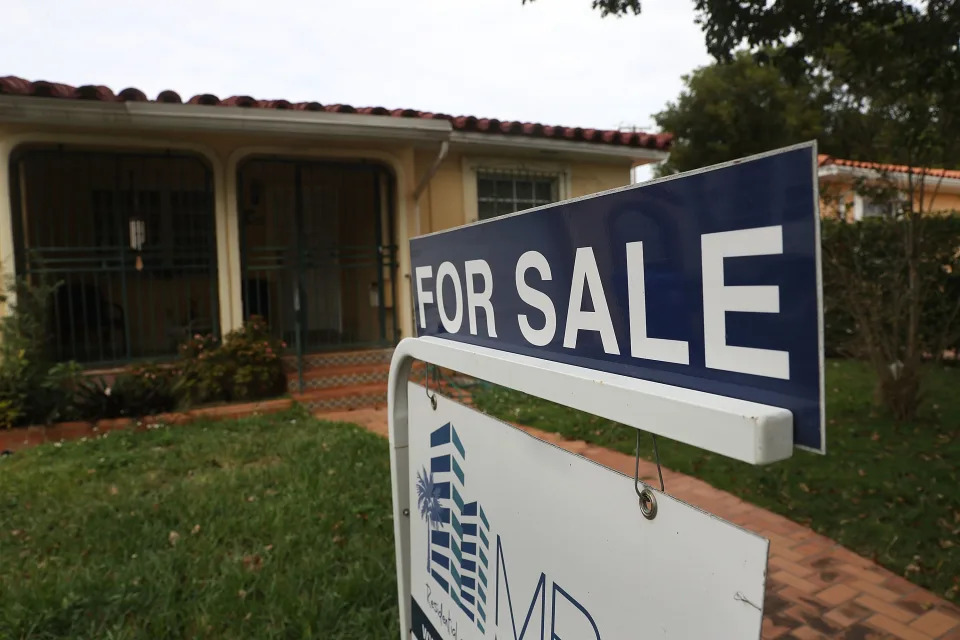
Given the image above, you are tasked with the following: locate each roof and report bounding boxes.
[0,75,672,151]
[818,154,960,180]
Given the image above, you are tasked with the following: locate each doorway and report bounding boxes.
[237,158,398,357]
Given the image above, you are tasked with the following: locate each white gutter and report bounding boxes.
[449,130,668,164]
[0,95,453,142]
[0,96,669,164]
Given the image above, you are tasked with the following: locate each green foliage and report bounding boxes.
[0,411,398,638]
[522,0,640,18]
[822,214,960,417]
[175,316,286,407]
[569,1,960,171]
[72,364,178,421]
[653,51,823,175]
[0,280,83,428]
[219,316,288,402]
[0,280,285,426]
[472,359,960,601]
[661,1,960,418]
[174,333,230,407]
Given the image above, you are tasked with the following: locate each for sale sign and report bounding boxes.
[410,144,824,452]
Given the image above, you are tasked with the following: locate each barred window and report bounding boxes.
[476,171,559,220]
[856,193,907,220]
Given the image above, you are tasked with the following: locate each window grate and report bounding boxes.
[476,170,560,220]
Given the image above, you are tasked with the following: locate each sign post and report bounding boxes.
[389,143,823,639]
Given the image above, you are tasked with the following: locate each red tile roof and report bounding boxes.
[818,154,960,180]
[0,75,672,151]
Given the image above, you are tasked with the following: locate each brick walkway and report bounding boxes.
[319,406,960,640]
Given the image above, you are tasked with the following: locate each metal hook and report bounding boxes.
[634,431,664,520]
[424,364,438,410]
[651,433,664,493]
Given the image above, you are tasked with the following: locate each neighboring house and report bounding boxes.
[818,154,960,220]
[0,76,670,368]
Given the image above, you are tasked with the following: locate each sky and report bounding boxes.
[3,0,712,180]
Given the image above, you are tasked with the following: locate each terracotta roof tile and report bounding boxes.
[819,154,960,180]
[0,75,671,151]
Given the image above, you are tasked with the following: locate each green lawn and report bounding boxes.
[0,409,398,639]
[470,359,959,602]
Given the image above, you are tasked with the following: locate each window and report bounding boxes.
[855,193,907,220]
[476,171,559,220]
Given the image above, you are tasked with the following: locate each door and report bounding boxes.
[238,158,397,353]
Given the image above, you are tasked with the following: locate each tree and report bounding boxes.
[543,0,960,419]
[652,52,822,175]
[521,0,640,17]
[415,467,444,573]
[689,2,960,420]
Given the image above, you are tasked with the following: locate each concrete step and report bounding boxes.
[286,362,390,393]
[282,348,394,372]
[293,383,388,413]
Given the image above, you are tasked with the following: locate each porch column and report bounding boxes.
[218,152,244,334]
[0,135,17,314]
[395,147,418,341]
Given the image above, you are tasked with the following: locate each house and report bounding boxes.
[0,76,670,392]
[818,154,960,220]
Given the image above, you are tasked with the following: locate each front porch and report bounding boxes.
[8,146,400,367]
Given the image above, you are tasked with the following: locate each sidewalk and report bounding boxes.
[319,406,960,640]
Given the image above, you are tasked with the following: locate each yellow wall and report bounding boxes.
[0,122,633,342]
[819,175,960,220]
[412,149,632,235]
[570,161,633,199]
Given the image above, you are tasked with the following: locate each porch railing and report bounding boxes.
[10,148,219,365]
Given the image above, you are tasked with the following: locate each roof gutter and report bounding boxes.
[449,131,668,164]
[0,95,453,142]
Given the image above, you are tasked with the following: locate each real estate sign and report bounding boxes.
[409,144,824,452]
[407,384,769,640]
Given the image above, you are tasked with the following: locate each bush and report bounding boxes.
[174,333,229,407]
[822,215,960,358]
[0,279,83,428]
[821,213,960,417]
[0,279,286,426]
[72,364,178,421]
[174,316,286,407]
[219,316,287,401]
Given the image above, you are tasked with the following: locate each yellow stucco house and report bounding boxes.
[818,154,960,220]
[0,76,670,371]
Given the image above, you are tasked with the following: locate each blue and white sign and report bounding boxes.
[410,144,824,452]
[407,384,769,639]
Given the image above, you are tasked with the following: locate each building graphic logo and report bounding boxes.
[415,421,492,635]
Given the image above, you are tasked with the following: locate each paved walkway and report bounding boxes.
[319,406,960,640]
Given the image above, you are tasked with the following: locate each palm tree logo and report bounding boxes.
[416,466,444,573]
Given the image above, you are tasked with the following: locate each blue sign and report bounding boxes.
[410,144,824,452]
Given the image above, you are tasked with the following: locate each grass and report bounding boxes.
[0,408,398,640]
[470,359,960,602]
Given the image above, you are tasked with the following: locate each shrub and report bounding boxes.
[219,316,287,401]
[174,334,230,407]
[821,214,960,417]
[72,364,178,421]
[120,364,179,415]
[174,317,286,407]
[0,279,82,428]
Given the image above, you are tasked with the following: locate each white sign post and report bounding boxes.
[388,338,784,640]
